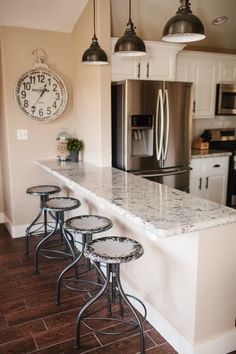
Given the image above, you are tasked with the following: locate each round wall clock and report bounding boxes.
[15,68,68,122]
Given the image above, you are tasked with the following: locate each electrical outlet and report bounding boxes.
[17,129,28,140]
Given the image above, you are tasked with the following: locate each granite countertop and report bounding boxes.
[191,148,232,158]
[36,159,236,238]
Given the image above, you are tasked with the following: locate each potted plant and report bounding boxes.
[67,138,83,162]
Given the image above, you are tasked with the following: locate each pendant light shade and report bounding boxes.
[114,0,146,57]
[82,0,108,65]
[162,0,205,43]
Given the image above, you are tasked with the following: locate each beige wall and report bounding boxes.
[72,0,111,167]
[0,0,111,234]
[0,27,76,229]
[0,34,4,216]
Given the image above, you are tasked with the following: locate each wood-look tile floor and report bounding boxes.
[0,223,235,354]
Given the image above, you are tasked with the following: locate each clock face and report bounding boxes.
[15,69,68,122]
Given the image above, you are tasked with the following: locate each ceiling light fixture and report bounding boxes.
[212,16,228,25]
[114,0,146,57]
[162,0,206,43]
[82,0,108,65]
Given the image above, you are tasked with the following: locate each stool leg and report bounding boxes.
[115,265,145,354]
[62,227,76,260]
[35,213,59,272]
[41,195,49,237]
[43,209,48,236]
[56,235,86,305]
[25,209,43,255]
[75,264,111,349]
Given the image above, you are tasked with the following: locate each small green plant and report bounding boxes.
[67,138,82,152]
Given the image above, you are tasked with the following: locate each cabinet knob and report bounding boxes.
[193,100,196,113]
[137,62,141,78]
[213,164,220,168]
[205,176,209,189]
[146,62,150,78]
[199,177,202,190]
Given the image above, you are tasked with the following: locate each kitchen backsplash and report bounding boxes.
[192,116,236,140]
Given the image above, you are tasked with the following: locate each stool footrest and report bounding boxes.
[81,292,146,336]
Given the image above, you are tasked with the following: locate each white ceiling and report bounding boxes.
[0,0,235,53]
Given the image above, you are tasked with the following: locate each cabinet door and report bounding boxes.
[205,173,227,204]
[189,174,205,198]
[218,59,236,82]
[111,54,135,81]
[176,52,218,119]
[192,61,217,118]
[140,53,175,81]
[190,156,229,205]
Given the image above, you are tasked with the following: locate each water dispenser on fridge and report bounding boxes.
[131,115,153,157]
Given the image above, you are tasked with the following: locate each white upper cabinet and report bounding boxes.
[218,57,236,82]
[176,52,218,119]
[111,38,185,82]
[176,51,236,119]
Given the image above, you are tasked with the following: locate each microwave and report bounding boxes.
[216,83,236,115]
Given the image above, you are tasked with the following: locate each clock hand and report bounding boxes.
[31,84,48,108]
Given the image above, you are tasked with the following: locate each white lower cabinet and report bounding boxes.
[190,156,229,205]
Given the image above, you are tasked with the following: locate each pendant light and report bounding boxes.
[162,0,205,43]
[82,0,108,65]
[114,0,146,57]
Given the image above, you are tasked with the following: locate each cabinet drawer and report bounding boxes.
[204,156,229,172]
[190,156,229,174]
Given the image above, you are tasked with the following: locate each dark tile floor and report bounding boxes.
[0,223,235,354]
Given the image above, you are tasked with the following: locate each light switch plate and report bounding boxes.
[17,129,28,140]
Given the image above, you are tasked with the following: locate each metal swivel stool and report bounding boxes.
[25,185,61,255]
[75,236,146,354]
[35,197,81,273]
[56,215,113,305]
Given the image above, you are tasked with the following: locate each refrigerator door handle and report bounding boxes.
[156,89,164,160]
[163,89,170,160]
[137,169,188,178]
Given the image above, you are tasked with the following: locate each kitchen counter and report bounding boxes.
[35,158,236,354]
[35,159,236,238]
[191,148,231,158]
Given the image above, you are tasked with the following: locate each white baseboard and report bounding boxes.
[194,329,236,354]
[121,278,236,354]
[3,215,27,238]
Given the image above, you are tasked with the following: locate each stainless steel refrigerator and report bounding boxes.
[112,79,193,191]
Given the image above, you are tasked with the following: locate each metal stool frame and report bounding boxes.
[75,262,146,353]
[35,197,81,273]
[56,215,113,305]
[25,185,61,255]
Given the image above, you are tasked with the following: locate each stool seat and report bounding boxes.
[65,215,113,234]
[26,185,61,196]
[44,197,81,212]
[84,236,144,264]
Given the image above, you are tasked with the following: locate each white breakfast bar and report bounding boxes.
[35,159,236,354]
